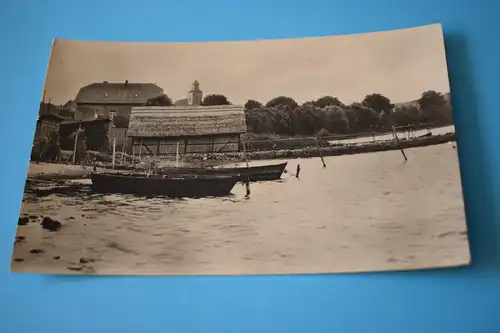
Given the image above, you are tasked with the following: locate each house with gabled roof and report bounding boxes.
[68,80,164,150]
[72,80,164,121]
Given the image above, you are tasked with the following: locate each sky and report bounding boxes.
[43,23,450,106]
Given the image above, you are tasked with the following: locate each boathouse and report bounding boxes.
[34,104,65,144]
[127,105,247,155]
[59,118,112,152]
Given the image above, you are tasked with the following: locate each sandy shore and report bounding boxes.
[27,163,95,180]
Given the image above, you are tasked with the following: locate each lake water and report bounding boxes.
[12,141,470,275]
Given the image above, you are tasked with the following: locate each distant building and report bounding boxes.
[174,80,203,106]
[70,80,164,149]
[34,104,65,144]
[59,118,113,152]
[39,102,75,120]
[127,105,247,155]
[72,80,164,120]
[187,80,203,105]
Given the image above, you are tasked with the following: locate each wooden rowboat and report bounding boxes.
[160,162,288,182]
[90,173,239,198]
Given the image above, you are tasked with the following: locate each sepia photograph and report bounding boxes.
[11,23,470,275]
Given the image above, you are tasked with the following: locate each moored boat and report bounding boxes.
[160,162,288,182]
[90,172,239,198]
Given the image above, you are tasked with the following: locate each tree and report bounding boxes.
[418,90,452,125]
[266,96,299,110]
[362,93,394,114]
[291,103,325,135]
[323,105,349,134]
[245,107,275,134]
[418,90,445,110]
[346,103,381,132]
[145,94,173,106]
[272,109,293,135]
[201,94,231,106]
[313,96,344,108]
[245,99,263,110]
[390,104,421,127]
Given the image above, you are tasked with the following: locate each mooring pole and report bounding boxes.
[112,137,117,169]
[315,138,326,168]
[242,141,251,197]
[72,126,80,165]
[392,125,408,161]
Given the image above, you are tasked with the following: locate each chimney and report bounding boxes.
[125,80,129,87]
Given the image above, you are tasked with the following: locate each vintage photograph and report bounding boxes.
[11,23,470,275]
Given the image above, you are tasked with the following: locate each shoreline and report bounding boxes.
[183,132,457,162]
[26,133,456,180]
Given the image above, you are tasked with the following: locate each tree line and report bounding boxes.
[145,91,454,137]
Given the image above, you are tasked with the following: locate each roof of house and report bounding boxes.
[128,105,247,138]
[61,118,112,126]
[74,81,164,104]
[174,98,189,106]
[39,103,66,121]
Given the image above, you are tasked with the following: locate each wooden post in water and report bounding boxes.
[392,125,408,162]
[112,137,117,169]
[176,142,180,167]
[315,138,326,168]
[72,126,80,165]
[242,141,251,197]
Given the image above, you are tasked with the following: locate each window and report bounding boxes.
[109,109,116,120]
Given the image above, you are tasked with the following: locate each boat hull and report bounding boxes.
[161,162,288,182]
[91,173,239,198]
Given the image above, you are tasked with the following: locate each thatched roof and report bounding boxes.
[128,105,247,138]
[74,81,164,104]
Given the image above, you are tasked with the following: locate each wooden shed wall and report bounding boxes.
[131,134,241,156]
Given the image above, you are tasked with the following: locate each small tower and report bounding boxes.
[187,80,203,106]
